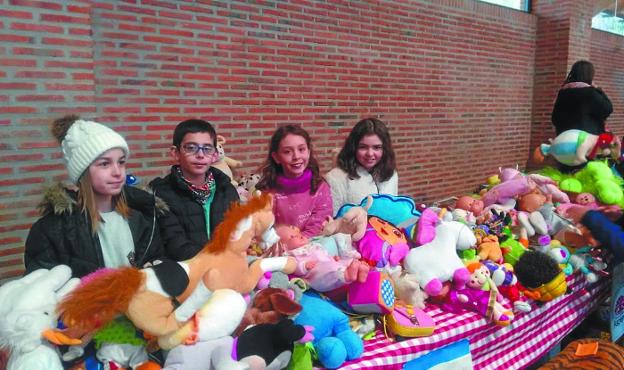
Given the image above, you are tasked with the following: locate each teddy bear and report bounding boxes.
[210,134,243,186]
[0,265,81,370]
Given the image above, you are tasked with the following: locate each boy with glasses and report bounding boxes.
[150,119,239,260]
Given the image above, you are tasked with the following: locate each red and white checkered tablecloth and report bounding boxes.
[339,272,610,370]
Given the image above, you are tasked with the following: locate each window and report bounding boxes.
[476,0,530,12]
[592,1,624,36]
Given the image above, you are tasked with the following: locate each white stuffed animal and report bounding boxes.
[404,220,476,297]
[0,265,80,370]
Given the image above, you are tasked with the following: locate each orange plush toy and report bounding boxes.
[59,193,297,350]
[477,234,503,264]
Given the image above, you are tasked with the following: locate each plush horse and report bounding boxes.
[404,220,476,296]
[58,193,297,349]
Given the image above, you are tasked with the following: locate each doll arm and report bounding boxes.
[224,156,242,168]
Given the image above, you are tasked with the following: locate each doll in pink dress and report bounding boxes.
[275,224,370,292]
[445,262,514,326]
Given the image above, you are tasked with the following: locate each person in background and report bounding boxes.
[551,60,613,136]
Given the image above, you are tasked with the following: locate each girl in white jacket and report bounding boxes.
[325,118,399,214]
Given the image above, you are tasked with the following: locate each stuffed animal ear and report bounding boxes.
[253,288,279,312]
[269,292,302,316]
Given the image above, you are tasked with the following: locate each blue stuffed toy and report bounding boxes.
[294,293,363,369]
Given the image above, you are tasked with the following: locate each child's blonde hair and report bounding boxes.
[77,161,130,235]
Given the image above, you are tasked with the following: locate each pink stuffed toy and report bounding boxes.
[482,167,569,207]
[445,262,514,326]
[275,225,369,292]
[356,216,410,268]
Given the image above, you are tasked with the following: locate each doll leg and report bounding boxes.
[492,303,514,326]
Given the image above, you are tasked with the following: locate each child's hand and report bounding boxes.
[305,261,317,270]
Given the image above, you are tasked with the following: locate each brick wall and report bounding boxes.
[1,0,537,280]
[591,30,624,135]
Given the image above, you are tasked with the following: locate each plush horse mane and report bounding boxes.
[57,267,144,334]
[202,193,272,254]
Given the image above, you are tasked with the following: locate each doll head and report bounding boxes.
[455,196,484,216]
[518,192,547,213]
[466,263,490,290]
[576,192,596,206]
[275,224,309,251]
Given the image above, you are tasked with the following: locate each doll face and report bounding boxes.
[576,193,596,205]
[275,224,309,250]
[518,192,547,213]
[368,216,406,246]
[467,266,490,289]
[455,196,484,215]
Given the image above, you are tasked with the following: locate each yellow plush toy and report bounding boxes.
[211,135,242,186]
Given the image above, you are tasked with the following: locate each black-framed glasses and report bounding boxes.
[180,143,216,156]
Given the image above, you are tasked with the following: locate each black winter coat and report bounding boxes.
[551,86,613,135]
[149,167,239,261]
[24,184,166,278]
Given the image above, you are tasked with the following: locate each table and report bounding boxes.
[340,272,610,370]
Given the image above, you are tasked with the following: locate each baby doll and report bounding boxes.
[454,196,484,224]
[516,191,551,249]
[275,225,370,292]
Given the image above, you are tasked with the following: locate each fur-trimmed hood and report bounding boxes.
[37,183,168,216]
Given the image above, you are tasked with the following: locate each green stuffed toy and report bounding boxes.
[540,160,624,207]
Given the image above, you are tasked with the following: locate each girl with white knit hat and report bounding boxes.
[24,115,166,279]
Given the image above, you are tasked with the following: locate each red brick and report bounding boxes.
[40,13,89,24]
[11,22,63,33]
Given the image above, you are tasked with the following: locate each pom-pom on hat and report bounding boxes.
[51,115,129,183]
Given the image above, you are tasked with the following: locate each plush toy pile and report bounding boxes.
[1,157,619,370]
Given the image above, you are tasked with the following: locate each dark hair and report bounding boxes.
[173,119,217,147]
[564,60,595,85]
[256,124,324,194]
[337,117,396,182]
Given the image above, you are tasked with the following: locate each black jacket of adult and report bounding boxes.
[551,86,613,135]
[24,184,166,278]
[149,166,240,261]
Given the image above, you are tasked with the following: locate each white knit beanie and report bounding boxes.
[60,119,129,183]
